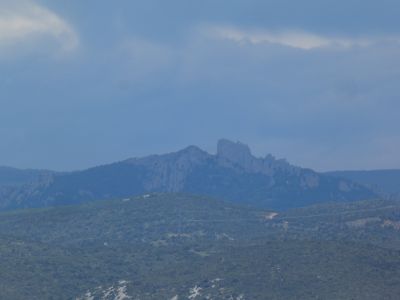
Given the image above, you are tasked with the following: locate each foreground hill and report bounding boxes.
[0,193,399,299]
[0,139,375,211]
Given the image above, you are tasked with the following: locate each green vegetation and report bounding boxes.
[0,194,399,299]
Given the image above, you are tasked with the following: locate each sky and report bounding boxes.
[0,0,399,172]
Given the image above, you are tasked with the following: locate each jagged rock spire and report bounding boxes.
[217,139,253,164]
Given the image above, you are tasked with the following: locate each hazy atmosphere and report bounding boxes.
[2,2,400,299]
[1,0,399,171]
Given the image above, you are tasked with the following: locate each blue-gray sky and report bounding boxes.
[1,0,399,171]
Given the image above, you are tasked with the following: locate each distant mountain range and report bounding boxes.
[0,139,376,211]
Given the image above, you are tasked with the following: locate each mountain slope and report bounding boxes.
[0,139,375,211]
[327,169,400,198]
[0,194,400,299]
[0,166,53,187]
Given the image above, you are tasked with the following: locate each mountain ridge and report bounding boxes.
[0,139,376,211]
[327,169,400,198]
[0,166,54,187]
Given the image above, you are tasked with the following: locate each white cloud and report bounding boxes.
[0,0,78,53]
[207,26,399,50]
